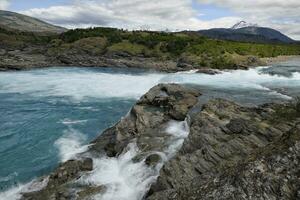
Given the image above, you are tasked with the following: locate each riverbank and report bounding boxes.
[2,25,300,73]
[0,48,281,73]
[262,55,300,65]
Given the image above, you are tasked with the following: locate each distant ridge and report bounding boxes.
[198,21,295,44]
[0,10,67,34]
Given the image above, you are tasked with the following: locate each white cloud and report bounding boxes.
[21,0,240,31]
[0,0,10,10]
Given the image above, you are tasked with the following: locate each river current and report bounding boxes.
[0,59,299,199]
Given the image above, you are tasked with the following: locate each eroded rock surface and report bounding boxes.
[147,99,300,200]
[89,84,200,157]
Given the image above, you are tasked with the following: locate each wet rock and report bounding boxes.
[76,186,105,199]
[21,84,200,200]
[145,154,162,167]
[21,158,93,200]
[80,158,93,171]
[90,84,200,156]
[196,68,220,75]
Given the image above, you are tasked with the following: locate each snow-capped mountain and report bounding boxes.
[231,21,258,29]
[198,22,294,44]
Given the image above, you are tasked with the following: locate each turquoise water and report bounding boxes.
[0,61,299,194]
[0,67,142,191]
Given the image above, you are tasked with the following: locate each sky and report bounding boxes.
[0,0,300,40]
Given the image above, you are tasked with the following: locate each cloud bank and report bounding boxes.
[21,0,240,30]
[20,0,300,39]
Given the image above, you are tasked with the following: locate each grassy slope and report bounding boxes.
[0,10,67,34]
[1,27,300,69]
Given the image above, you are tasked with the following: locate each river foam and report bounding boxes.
[0,66,299,102]
[0,177,48,200]
[78,120,189,200]
[54,127,89,162]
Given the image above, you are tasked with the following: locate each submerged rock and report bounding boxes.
[196,68,221,75]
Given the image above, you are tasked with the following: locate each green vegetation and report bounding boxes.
[0,27,56,48]
[1,26,300,69]
[107,41,147,55]
[56,27,300,69]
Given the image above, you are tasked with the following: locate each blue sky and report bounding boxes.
[191,1,236,21]
[1,0,300,39]
[9,0,71,10]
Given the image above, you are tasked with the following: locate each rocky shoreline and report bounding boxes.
[262,55,300,65]
[0,49,177,72]
[0,45,269,73]
[2,48,298,74]
[18,83,300,200]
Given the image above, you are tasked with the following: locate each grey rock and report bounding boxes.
[20,85,300,200]
[196,68,221,75]
[21,84,200,200]
[225,118,246,134]
[145,154,162,167]
[147,99,300,200]
[0,49,6,56]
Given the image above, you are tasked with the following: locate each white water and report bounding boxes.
[1,64,300,199]
[0,67,299,102]
[54,127,89,162]
[79,120,189,200]
[0,177,49,200]
[0,69,164,101]
[165,120,190,158]
[0,120,189,200]
[0,127,89,200]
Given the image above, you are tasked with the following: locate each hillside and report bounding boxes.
[1,26,300,71]
[0,11,300,71]
[199,22,295,44]
[0,10,66,34]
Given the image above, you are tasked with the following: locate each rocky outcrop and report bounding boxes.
[147,99,300,200]
[89,83,200,157]
[177,124,300,200]
[20,84,200,200]
[20,84,300,200]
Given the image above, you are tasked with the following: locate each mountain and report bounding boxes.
[231,21,258,29]
[0,10,67,34]
[198,21,295,44]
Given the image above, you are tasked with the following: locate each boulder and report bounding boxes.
[145,154,162,167]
